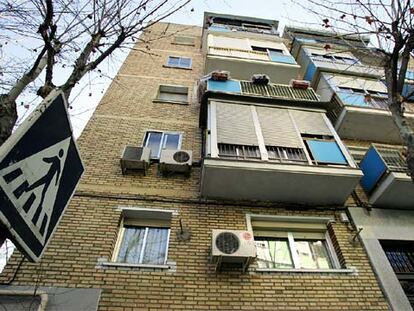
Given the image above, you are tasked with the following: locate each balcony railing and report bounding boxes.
[209,46,297,65]
[217,142,347,166]
[266,146,308,163]
[205,79,319,102]
[336,92,389,109]
[218,144,261,160]
[303,55,383,82]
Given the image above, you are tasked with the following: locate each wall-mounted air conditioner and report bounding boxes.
[211,229,256,272]
[159,149,192,175]
[120,146,150,175]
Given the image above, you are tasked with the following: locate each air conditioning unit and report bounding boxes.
[211,229,256,272]
[159,149,192,175]
[120,146,150,175]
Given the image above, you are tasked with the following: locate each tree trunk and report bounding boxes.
[0,56,47,146]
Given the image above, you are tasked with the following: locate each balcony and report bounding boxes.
[205,46,299,84]
[359,145,414,208]
[328,92,414,144]
[299,50,383,86]
[204,79,320,102]
[200,101,362,205]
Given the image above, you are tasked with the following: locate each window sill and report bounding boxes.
[163,65,192,70]
[171,43,195,47]
[98,261,170,270]
[152,99,189,105]
[255,268,357,274]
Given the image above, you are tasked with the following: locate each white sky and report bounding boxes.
[60,0,321,137]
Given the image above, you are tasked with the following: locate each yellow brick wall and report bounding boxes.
[2,22,389,310]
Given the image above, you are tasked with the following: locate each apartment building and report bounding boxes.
[284,26,414,310]
[0,12,403,310]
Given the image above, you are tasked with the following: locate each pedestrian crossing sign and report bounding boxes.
[0,90,84,262]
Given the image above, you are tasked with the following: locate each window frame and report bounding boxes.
[166,56,192,69]
[246,214,342,271]
[112,207,174,267]
[154,84,189,105]
[142,130,183,159]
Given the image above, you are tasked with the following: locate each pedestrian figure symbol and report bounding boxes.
[0,138,70,243]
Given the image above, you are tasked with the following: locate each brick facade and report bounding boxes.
[2,22,390,310]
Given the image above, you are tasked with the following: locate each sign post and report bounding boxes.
[0,90,84,262]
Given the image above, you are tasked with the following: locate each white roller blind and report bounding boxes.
[252,219,327,239]
[290,110,332,136]
[211,35,249,50]
[256,107,302,148]
[215,102,258,146]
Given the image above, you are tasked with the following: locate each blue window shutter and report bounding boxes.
[307,140,348,165]
[207,80,241,93]
[360,147,387,193]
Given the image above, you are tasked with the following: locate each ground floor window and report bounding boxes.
[248,214,340,270]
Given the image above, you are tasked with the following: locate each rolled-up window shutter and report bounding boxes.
[215,102,258,146]
[290,110,332,136]
[252,219,327,239]
[256,106,302,148]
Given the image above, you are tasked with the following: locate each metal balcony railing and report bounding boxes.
[266,146,308,163]
[218,144,261,160]
[376,146,409,173]
[240,81,319,101]
[205,79,320,102]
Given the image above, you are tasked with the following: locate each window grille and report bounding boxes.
[218,143,260,160]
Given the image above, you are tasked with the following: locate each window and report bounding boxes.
[144,131,182,159]
[113,208,172,266]
[311,53,358,64]
[155,85,188,104]
[248,215,340,270]
[251,46,284,55]
[173,36,195,46]
[381,240,414,307]
[166,56,192,69]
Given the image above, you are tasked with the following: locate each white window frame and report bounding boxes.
[166,56,192,69]
[142,130,183,159]
[112,207,175,267]
[246,214,343,271]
